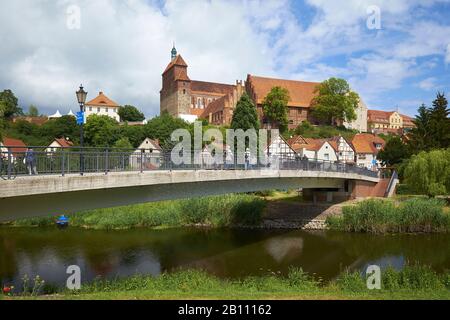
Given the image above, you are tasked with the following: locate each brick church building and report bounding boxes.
[160,46,367,132]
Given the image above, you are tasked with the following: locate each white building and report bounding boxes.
[267,134,297,160]
[344,100,368,133]
[46,138,73,153]
[85,91,120,122]
[351,133,385,170]
[287,136,337,162]
[328,136,355,164]
[130,138,162,170]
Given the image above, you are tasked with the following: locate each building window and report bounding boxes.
[183,89,186,94]
[97,107,100,112]
[106,108,109,113]
[89,107,92,111]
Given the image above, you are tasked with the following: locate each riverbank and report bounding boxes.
[7,192,450,233]
[10,194,266,229]
[326,197,450,233]
[2,267,449,300]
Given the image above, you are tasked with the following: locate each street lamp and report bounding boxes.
[76,85,87,175]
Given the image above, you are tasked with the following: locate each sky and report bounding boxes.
[1,0,449,118]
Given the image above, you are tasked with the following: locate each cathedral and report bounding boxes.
[160,46,367,132]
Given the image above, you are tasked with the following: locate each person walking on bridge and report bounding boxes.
[25,147,37,175]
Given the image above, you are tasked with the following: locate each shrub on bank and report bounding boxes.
[326,198,449,233]
[12,194,266,229]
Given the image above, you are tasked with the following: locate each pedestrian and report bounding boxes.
[25,147,37,175]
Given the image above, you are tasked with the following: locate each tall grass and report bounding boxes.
[12,194,266,230]
[326,198,450,233]
[60,266,449,297]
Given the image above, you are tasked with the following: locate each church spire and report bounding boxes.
[171,43,177,61]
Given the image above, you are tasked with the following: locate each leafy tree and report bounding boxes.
[143,112,188,150]
[113,137,133,150]
[27,105,39,117]
[39,115,79,143]
[12,119,39,136]
[262,86,290,132]
[231,93,259,131]
[404,149,450,197]
[120,124,146,148]
[0,89,23,119]
[428,92,450,149]
[378,136,411,167]
[311,78,359,126]
[84,114,120,147]
[118,105,145,122]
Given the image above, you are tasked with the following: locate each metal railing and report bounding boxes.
[0,146,379,180]
[384,170,399,197]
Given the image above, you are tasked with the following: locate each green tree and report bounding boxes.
[428,92,450,149]
[262,86,290,132]
[0,89,23,120]
[311,78,359,125]
[39,115,79,143]
[120,124,146,148]
[118,105,145,122]
[143,112,188,150]
[377,136,411,167]
[12,119,39,136]
[404,149,450,197]
[113,137,133,150]
[27,105,39,117]
[84,114,120,147]
[409,104,431,152]
[231,93,259,131]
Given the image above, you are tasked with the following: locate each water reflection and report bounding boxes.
[0,227,449,287]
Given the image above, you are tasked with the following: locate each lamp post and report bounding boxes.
[76,85,87,175]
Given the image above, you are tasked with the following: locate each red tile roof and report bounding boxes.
[1,137,27,155]
[351,133,385,154]
[286,135,325,152]
[247,75,320,107]
[200,95,229,118]
[86,92,119,107]
[367,110,393,123]
[163,54,188,74]
[54,138,73,148]
[191,80,235,95]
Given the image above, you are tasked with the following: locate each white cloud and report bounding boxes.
[418,77,437,91]
[0,0,449,116]
[446,44,450,64]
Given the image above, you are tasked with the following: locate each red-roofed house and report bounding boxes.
[46,138,74,153]
[0,137,27,161]
[368,110,415,134]
[351,133,385,169]
[245,75,368,131]
[85,91,120,122]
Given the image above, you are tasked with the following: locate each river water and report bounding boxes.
[0,227,449,287]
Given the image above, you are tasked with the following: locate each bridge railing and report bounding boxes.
[0,146,379,179]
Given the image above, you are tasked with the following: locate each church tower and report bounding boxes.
[160,46,192,117]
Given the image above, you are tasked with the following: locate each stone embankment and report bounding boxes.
[259,199,363,230]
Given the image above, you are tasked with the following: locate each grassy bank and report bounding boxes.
[11,194,266,230]
[3,266,449,300]
[326,198,450,233]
